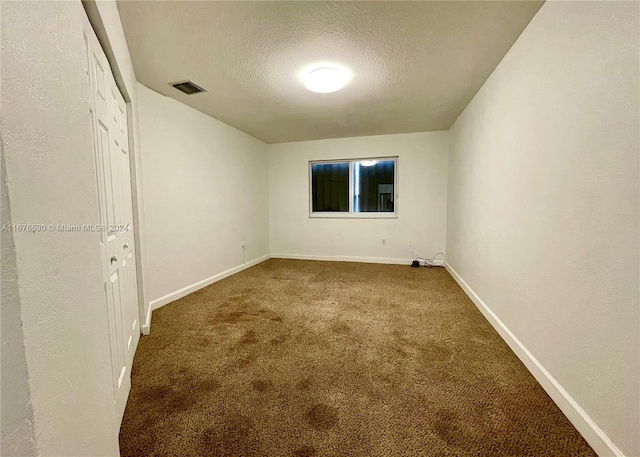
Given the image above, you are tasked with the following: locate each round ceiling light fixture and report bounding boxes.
[304,66,350,93]
[360,160,378,167]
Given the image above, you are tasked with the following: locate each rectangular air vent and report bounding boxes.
[169,80,207,95]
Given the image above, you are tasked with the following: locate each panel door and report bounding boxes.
[83,13,140,423]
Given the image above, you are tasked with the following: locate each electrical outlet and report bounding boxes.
[408,241,413,247]
[381,239,386,246]
[241,242,247,252]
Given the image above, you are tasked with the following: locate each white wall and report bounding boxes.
[446,2,639,456]
[1,1,121,454]
[1,144,37,456]
[137,84,270,306]
[268,132,448,263]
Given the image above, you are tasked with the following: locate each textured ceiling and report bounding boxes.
[117,1,543,144]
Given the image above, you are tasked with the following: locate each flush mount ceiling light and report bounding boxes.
[360,160,378,167]
[304,67,350,93]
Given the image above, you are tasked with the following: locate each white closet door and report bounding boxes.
[83,13,140,423]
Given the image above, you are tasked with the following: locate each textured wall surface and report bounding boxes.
[117,1,543,143]
[0,141,37,457]
[1,1,120,454]
[446,2,639,455]
[137,83,270,304]
[268,132,449,263]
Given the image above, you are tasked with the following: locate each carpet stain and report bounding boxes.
[331,322,352,334]
[433,408,463,446]
[135,385,196,412]
[239,329,258,345]
[296,377,313,391]
[213,310,247,324]
[270,334,288,345]
[294,445,317,457]
[305,404,339,430]
[419,342,453,364]
[201,415,261,457]
[394,346,409,358]
[196,379,221,392]
[251,379,273,392]
[236,354,257,369]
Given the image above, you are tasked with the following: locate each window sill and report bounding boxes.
[309,213,398,219]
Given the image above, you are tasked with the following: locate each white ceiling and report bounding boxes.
[117,1,543,144]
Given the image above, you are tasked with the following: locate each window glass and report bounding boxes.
[311,162,349,212]
[353,160,395,212]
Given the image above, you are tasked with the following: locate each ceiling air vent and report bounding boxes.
[169,80,207,95]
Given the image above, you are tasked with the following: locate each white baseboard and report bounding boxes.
[149,254,271,311]
[444,262,625,457]
[270,253,411,265]
[140,303,152,335]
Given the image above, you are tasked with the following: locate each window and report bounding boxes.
[310,158,397,218]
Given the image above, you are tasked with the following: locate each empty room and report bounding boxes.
[1,0,638,456]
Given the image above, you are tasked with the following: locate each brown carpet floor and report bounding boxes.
[120,259,595,457]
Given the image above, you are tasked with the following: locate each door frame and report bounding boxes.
[82,0,150,334]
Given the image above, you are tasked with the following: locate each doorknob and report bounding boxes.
[123,243,129,249]
[111,255,118,264]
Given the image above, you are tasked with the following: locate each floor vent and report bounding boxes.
[169,80,207,95]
